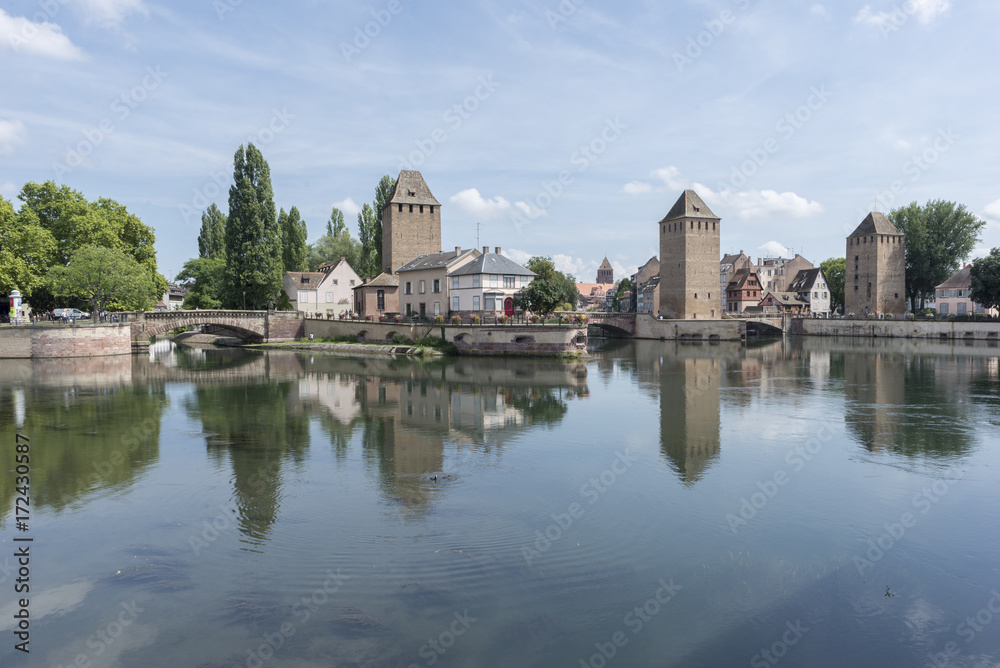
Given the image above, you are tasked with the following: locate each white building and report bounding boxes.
[787,267,831,316]
[447,247,535,316]
[282,257,361,316]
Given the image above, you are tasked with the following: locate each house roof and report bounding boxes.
[576,283,610,297]
[598,257,613,271]
[286,271,325,287]
[388,170,440,206]
[660,189,719,222]
[448,253,536,277]
[355,272,399,289]
[787,268,822,293]
[318,257,356,274]
[396,248,478,273]
[762,291,807,307]
[849,211,903,238]
[725,267,759,291]
[936,265,972,290]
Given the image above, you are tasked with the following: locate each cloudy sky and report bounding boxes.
[2,0,998,282]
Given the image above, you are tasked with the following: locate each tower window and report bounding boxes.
[398,204,403,212]
[690,221,693,230]
[409,204,413,213]
[420,205,424,213]
[430,206,434,214]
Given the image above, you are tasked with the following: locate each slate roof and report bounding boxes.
[848,212,903,238]
[660,189,719,222]
[762,291,807,307]
[449,253,536,277]
[396,249,478,273]
[725,268,759,291]
[318,257,355,274]
[935,265,972,290]
[389,170,440,206]
[356,272,399,288]
[286,271,325,286]
[598,257,613,271]
[787,268,822,293]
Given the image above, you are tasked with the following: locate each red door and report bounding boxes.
[504,298,514,316]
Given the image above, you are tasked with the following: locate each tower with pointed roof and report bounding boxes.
[658,190,721,319]
[382,170,442,274]
[845,212,905,316]
[596,257,614,284]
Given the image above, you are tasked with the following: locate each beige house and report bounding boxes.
[756,254,813,293]
[935,265,998,316]
[282,257,361,316]
[396,247,480,318]
[448,247,535,317]
[353,272,400,318]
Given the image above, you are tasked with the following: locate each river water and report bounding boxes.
[1,337,998,667]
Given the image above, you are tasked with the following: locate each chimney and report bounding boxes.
[495,246,501,255]
[455,246,461,255]
[483,246,489,255]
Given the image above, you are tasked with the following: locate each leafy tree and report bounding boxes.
[357,203,379,278]
[820,257,845,312]
[306,220,362,273]
[198,203,227,259]
[280,205,308,272]
[970,249,1000,313]
[49,245,159,317]
[611,278,632,312]
[327,206,346,237]
[224,143,282,309]
[890,200,986,311]
[373,174,396,273]
[177,257,226,309]
[0,197,57,300]
[518,257,578,319]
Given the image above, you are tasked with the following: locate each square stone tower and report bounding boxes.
[596,257,614,284]
[845,212,906,316]
[658,190,721,319]
[382,170,442,274]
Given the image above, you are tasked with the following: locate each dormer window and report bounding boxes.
[408,190,416,197]
[301,277,309,284]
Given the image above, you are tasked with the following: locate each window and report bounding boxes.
[504,275,515,288]
[420,205,424,213]
[405,282,412,295]
[823,292,828,298]
[430,206,435,214]
[409,204,413,212]
[350,280,355,286]
[473,296,480,310]
[406,303,412,315]
[377,290,385,310]
[958,302,967,315]
[452,296,460,310]
[326,292,333,302]
[940,303,949,315]
[433,279,441,293]
[419,280,425,294]
[485,296,495,310]
[491,274,499,287]
[299,291,309,303]
[473,275,481,288]
[398,204,403,212]
[451,276,459,289]
[300,276,310,284]
[434,302,440,315]
[333,279,338,285]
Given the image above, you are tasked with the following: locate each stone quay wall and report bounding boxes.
[0,323,133,359]
[793,318,1000,341]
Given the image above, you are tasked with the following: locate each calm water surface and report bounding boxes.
[1,337,999,667]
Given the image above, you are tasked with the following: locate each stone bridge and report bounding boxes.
[583,312,637,337]
[126,310,304,352]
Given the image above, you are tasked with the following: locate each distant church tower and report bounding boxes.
[596,257,614,284]
[845,212,905,316]
[382,170,442,274]
[658,190,721,319]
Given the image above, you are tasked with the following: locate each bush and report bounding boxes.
[391,334,412,345]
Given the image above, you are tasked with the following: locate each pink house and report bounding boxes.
[935,264,998,316]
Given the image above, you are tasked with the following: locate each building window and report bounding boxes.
[420,205,424,213]
[451,276,459,289]
[452,296,460,310]
[398,204,403,212]
[350,280,355,286]
[520,275,528,287]
[433,279,441,293]
[473,275,481,288]
[430,206,435,214]
[409,204,413,212]
[504,275,515,288]
[419,280,425,294]
[473,296,480,310]
[491,274,499,287]
[434,302,440,315]
[958,302,967,315]
[299,291,309,303]
[326,292,333,302]
[940,303,949,315]
[405,282,412,295]
[485,296,495,310]
[406,303,412,315]
[377,290,385,310]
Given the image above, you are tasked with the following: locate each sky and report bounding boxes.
[2,0,999,284]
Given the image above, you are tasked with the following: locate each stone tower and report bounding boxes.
[658,190,721,319]
[596,257,614,284]
[845,212,905,316]
[382,170,442,274]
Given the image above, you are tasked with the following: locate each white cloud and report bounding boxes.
[622,165,688,196]
[758,241,791,258]
[72,0,147,28]
[450,188,511,219]
[333,197,361,218]
[696,185,824,220]
[622,181,653,195]
[855,0,949,27]
[0,120,27,155]
[502,248,532,265]
[810,4,831,19]
[0,10,85,60]
[908,0,951,24]
[983,199,1000,222]
[514,201,546,218]
[553,254,594,280]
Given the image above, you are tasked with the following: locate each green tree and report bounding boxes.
[518,257,578,319]
[611,278,632,312]
[49,245,159,317]
[280,205,308,272]
[820,257,846,313]
[327,206,346,237]
[306,207,362,272]
[890,200,986,311]
[0,197,57,300]
[373,174,396,273]
[177,257,226,309]
[357,203,379,278]
[198,203,227,259]
[224,144,282,309]
[970,249,1000,313]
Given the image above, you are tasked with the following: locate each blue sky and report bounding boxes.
[2,0,998,282]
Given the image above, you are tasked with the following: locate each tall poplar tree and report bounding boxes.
[373,174,396,274]
[198,203,227,259]
[281,205,308,272]
[357,203,378,278]
[224,143,281,309]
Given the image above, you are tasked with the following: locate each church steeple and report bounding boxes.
[597,257,614,284]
